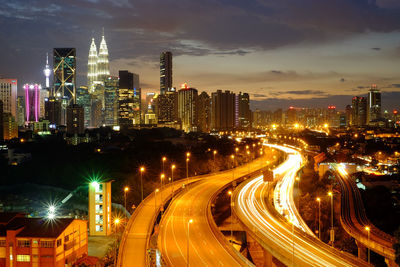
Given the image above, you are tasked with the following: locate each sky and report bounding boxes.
[0,0,400,110]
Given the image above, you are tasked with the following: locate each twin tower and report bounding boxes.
[87,31,110,93]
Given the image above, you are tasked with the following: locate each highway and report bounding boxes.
[158,155,269,266]
[332,163,396,264]
[233,144,368,267]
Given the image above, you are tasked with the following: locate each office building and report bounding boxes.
[17,96,25,127]
[2,113,18,140]
[67,104,84,135]
[118,70,141,127]
[352,96,367,126]
[76,86,91,128]
[40,88,49,119]
[53,48,76,104]
[237,92,251,129]
[0,79,17,119]
[87,38,98,93]
[0,212,87,267]
[178,84,198,132]
[104,76,119,126]
[88,181,112,236]
[160,52,172,94]
[24,84,40,123]
[211,90,235,131]
[367,84,381,124]
[90,95,103,128]
[158,90,178,123]
[45,96,62,127]
[97,32,110,83]
[197,91,211,132]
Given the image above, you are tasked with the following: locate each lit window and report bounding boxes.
[16,255,30,262]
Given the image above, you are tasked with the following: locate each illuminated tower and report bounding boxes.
[160,51,172,94]
[97,30,110,83]
[89,181,112,236]
[178,83,198,132]
[87,38,98,93]
[24,84,40,123]
[367,84,381,124]
[43,53,51,88]
[53,48,76,103]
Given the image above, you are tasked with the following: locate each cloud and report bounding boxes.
[372,47,381,51]
[340,78,346,82]
[283,90,329,96]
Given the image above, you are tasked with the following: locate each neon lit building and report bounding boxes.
[24,84,41,123]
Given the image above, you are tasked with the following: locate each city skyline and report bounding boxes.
[0,0,400,110]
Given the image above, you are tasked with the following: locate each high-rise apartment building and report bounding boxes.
[0,79,17,119]
[17,96,25,127]
[352,96,367,126]
[23,84,40,123]
[197,91,211,132]
[76,86,91,128]
[160,52,172,95]
[237,92,251,129]
[45,96,62,127]
[158,90,178,123]
[104,76,119,126]
[67,104,84,135]
[2,113,18,140]
[178,84,198,132]
[88,181,112,236]
[118,70,141,127]
[211,90,235,131]
[367,84,381,124]
[53,48,76,104]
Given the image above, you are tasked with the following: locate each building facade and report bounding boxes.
[66,104,84,135]
[211,90,235,131]
[352,96,367,126]
[197,91,211,133]
[178,84,198,132]
[88,181,112,236]
[76,86,91,128]
[157,90,178,124]
[160,52,172,95]
[44,97,62,128]
[0,79,17,119]
[53,48,76,104]
[24,84,41,124]
[104,76,119,126]
[367,84,381,124]
[237,92,251,129]
[17,96,25,127]
[2,113,18,140]
[118,71,140,127]
[0,213,87,267]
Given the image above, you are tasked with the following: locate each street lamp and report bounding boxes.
[160,174,165,215]
[228,190,235,243]
[186,157,190,186]
[113,217,121,266]
[365,226,370,264]
[231,155,235,180]
[140,167,145,202]
[154,188,159,213]
[171,164,176,196]
[328,191,334,247]
[213,150,217,171]
[124,186,129,213]
[162,156,167,173]
[316,197,321,240]
[187,219,193,267]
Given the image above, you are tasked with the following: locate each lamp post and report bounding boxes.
[123,186,129,214]
[154,188,159,213]
[328,191,334,247]
[162,156,167,173]
[113,218,120,267]
[316,197,321,240]
[213,150,217,171]
[187,219,193,267]
[231,155,235,180]
[228,190,233,243]
[140,167,145,202]
[171,164,176,196]
[365,226,370,264]
[160,174,165,216]
[186,157,190,186]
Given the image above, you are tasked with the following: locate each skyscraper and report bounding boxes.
[0,79,17,119]
[87,38,98,93]
[118,70,141,127]
[17,96,25,127]
[160,52,172,94]
[211,90,235,131]
[158,90,178,123]
[197,91,211,133]
[45,96,62,127]
[53,48,76,103]
[178,84,198,132]
[24,84,40,123]
[2,113,18,140]
[76,86,91,128]
[67,104,84,135]
[237,92,251,129]
[367,84,381,124]
[352,96,367,126]
[97,32,110,83]
[104,76,119,126]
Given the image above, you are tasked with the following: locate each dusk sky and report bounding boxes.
[1,0,400,110]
